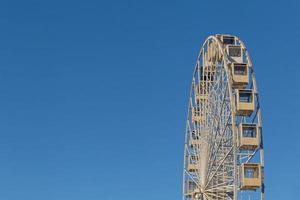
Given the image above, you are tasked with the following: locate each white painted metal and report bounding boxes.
[183,34,265,200]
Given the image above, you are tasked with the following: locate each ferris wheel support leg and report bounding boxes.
[260,148,265,200]
[260,121,265,200]
[233,142,238,200]
[232,97,238,200]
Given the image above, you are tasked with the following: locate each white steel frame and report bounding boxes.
[182,35,265,200]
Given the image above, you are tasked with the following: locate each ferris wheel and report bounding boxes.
[182,34,265,200]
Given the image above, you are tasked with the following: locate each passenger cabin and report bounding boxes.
[188,163,198,173]
[236,89,255,116]
[231,63,249,88]
[208,42,220,62]
[201,69,214,82]
[188,155,199,172]
[194,82,207,96]
[207,43,213,62]
[227,45,243,63]
[195,93,208,103]
[238,123,259,150]
[186,181,200,198]
[192,107,204,124]
[218,35,236,45]
[240,163,261,190]
[190,130,200,145]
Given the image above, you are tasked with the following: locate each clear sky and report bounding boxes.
[0,0,299,199]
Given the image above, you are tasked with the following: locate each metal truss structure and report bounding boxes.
[182,34,265,200]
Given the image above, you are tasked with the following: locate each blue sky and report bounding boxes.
[0,0,299,199]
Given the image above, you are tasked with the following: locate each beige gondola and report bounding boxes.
[240,163,262,190]
[230,63,249,88]
[227,45,243,63]
[238,123,259,150]
[236,89,255,116]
